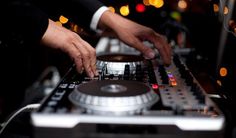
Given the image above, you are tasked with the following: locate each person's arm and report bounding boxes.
[0,1,97,77]
[97,10,172,65]
[41,19,97,77]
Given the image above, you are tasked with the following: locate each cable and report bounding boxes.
[0,103,40,136]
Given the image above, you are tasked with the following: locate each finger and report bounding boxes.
[121,34,156,59]
[73,38,95,78]
[63,43,84,73]
[149,33,172,65]
[80,40,98,76]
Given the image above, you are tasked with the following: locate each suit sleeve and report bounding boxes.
[32,0,105,32]
[65,0,105,31]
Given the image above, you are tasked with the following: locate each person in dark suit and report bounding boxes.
[0,0,171,133]
[0,0,171,78]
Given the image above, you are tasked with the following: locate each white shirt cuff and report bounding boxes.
[90,6,109,33]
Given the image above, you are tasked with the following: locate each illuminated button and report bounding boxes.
[169,77,175,82]
[167,74,173,77]
[171,81,177,86]
[152,84,159,89]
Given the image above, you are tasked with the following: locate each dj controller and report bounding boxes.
[31,37,225,138]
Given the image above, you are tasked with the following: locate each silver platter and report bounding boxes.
[96,54,144,75]
[69,80,159,115]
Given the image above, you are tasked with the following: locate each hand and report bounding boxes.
[98,10,172,65]
[40,19,97,77]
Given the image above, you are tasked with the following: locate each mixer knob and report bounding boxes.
[135,64,143,81]
[123,64,130,80]
[147,65,158,84]
[158,65,169,84]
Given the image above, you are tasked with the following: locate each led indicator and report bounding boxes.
[166,71,177,86]
[171,81,177,86]
[152,84,159,89]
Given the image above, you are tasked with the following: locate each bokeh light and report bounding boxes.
[220,67,228,77]
[108,6,116,13]
[59,15,69,24]
[178,0,188,11]
[136,4,146,13]
[120,5,130,16]
[143,0,150,6]
[149,0,164,8]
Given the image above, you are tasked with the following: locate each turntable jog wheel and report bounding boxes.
[69,80,159,115]
[96,54,144,74]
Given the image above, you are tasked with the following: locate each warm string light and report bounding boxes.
[213,4,219,13]
[142,0,164,8]
[136,3,146,13]
[120,5,130,16]
[108,6,116,13]
[229,20,236,33]
[55,21,62,26]
[59,15,69,24]
[219,67,227,77]
[170,11,182,22]
[149,0,164,8]
[223,6,229,15]
[143,0,150,6]
[178,0,187,11]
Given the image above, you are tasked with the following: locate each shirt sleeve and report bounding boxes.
[90,6,109,33]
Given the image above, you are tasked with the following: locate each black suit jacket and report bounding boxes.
[0,0,104,44]
[0,0,104,122]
